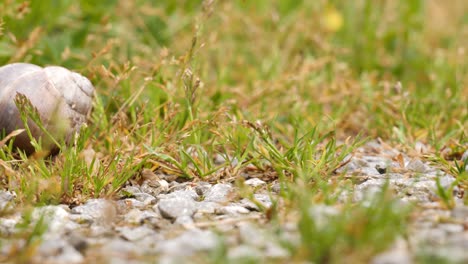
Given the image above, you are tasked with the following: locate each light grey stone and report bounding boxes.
[204,184,233,203]
[451,206,468,220]
[32,205,79,235]
[417,245,468,264]
[196,201,220,214]
[34,238,84,264]
[244,178,266,187]
[239,198,259,211]
[371,238,411,264]
[406,159,428,173]
[117,198,147,210]
[214,154,226,165]
[446,231,468,247]
[417,175,456,201]
[158,255,190,264]
[214,154,238,166]
[415,228,447,245]
[414,141,429,154]
[0,239,25,257]
[71,199,116,225]
[215,205,250,216]
[100,238,147,257]
[133,192,157,205]
[438,223,464,234]
[0,213,21,235]
[238,222,267,246]
[140,180,169,196]
[169,182,190,192]
[307,204,340,229]
[88,224,114,237]
[271,182,281,193]
[124,208,159,224]
[67,234,88,253]
[157,198,197,219]
[336,158,361,173]
[121,186,141,195]
[240,194,273,211]
[0,190,16,211]
[158,189,199,201]
[353,179,387,202]
[254,194,272,208]
[156,229,218,256]
[265,242,290,258]
[461,150,468,162]
[118,226,156,241]
[174,215,194,225]
[195,182,212,196]
[228,245,262,260]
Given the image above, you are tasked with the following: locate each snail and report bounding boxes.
[0,63,94,154]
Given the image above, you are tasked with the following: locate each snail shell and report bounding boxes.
[0,63,94,154]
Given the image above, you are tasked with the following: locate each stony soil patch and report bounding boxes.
[0,141,466,263]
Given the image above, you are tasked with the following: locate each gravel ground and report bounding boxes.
[0,141,467,263]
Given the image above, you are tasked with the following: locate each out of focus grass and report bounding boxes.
[0,0,467,262]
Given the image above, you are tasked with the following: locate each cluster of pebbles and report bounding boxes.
[0,141,466,263]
